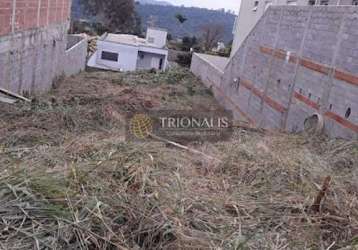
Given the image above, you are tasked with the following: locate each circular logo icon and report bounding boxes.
[130,114,153,139]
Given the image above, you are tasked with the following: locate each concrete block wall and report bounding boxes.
[190,54,237,117]
[192,6,358,139]
[64,34,87,76]
[0,0,86,95]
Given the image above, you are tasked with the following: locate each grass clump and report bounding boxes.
[0,67,357,249]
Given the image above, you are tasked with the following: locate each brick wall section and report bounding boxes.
[0,0,12,36]
[0,0,71,36]
[191,6,358,139]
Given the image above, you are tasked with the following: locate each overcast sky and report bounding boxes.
[167,0,241,12]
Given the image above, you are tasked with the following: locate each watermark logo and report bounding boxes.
[129,114,153,139]
[126,110,233,142]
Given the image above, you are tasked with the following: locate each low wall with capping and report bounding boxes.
[64,35,87,77]
[192,6,358,139]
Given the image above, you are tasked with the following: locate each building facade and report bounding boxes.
[0,0,87,96]
[231,0,358,56]
[88,28,168,72]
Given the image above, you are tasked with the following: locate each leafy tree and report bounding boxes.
[175,14,187,24]
[79,0,138,33]
[181,36,197,51]
[176,53,192,67]
[200,24,225,51]
[133,12,143,36]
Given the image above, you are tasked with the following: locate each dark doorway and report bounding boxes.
[159,58,164,70]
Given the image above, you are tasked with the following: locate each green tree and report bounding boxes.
[200,24,225,51]
[181,36,197,51]
[175,13,187,24]
[79,0,138,33]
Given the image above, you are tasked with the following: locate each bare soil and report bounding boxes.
[0,67,357,250]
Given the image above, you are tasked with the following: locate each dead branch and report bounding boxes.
[311,176,332,213]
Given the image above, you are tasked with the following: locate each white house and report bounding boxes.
[212,42,226,52]
[231,0,358,56]
[88,27,168,72]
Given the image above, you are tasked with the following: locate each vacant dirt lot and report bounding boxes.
[0,68,357,250]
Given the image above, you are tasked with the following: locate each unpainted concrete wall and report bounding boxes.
[231,0,358,56]
[0,0,86,95]
[192,6,358,139]
[0,24,68,94]
[64,34,87,76]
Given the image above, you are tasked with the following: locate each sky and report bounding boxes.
[167,0,241,12]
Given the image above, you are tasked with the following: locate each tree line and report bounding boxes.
[74,0,234,52]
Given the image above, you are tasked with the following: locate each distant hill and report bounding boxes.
[71,1,235,43]
[71,0,89,21]
[135,3,235,43]
[136,0,172,6]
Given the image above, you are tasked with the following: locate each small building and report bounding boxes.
[88,27,168,72]
[212,42,226,52]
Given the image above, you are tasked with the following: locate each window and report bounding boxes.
[101,51,118,62]
[308,0,316,5]
[320,0,329,5]
[148,37,155,43]
[287,0,297,5]
[253,1,259,12]
[138,51,145,59]
[353,0,358,5]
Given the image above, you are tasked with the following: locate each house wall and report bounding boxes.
[231,0,358,56]
[0,0,84,95]
[192,6,358,139]
[139,46,168,71]
[137,52,166,71]
[96,41,139,71]
[146,27,167,49]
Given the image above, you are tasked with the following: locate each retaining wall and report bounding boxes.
[0,0,87,95]
[191,6,358,139]
[64,34,87,76]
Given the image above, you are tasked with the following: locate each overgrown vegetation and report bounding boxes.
[72,0,235,42]
[0,68,357,249]
[74,0,141,34]
[134,3,235,43]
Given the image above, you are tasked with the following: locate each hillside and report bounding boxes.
[136,0,172,6]
[135,3,235,42]
[71,0,236,43]
[0,68,357,249]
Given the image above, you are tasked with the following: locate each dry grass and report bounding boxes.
[0,67,357,249]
